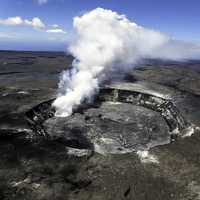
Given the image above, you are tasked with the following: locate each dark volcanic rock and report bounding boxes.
[44,102,170,153]
[1,51,200,200]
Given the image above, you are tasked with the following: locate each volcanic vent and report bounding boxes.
[26,81,190,154]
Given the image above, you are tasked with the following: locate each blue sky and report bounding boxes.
[0,0,199,51]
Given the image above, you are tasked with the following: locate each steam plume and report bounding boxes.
[53,8,200,117]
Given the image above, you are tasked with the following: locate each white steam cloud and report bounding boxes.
[53,8,200,117]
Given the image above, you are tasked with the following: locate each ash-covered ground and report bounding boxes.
[0,50,200,200]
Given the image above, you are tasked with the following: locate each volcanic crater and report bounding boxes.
[25,81,191,154]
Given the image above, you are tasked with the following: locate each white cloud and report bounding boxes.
[24,17,45,29]
[0,16,45,29]
[52,24,59,28]
[0,16,66,38]
[0,16,23,25]
[37,0,48,5]
[47,24,67,34]
[46,28,66,33]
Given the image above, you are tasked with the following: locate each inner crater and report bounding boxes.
[25,82,189,154]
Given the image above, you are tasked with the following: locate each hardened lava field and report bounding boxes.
[1,51,200,200]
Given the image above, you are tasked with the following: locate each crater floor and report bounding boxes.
[0,51,200,200]
[44,102,170,154]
